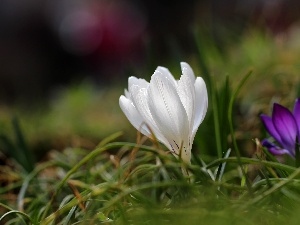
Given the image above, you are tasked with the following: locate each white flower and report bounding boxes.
[119,62,208,164]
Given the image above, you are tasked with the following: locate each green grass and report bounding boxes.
[2,138,300,224]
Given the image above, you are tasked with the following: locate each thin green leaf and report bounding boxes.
[227,70,253,193]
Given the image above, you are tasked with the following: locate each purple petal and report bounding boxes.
[261,139,293,157]
[272,103,298,152]
[293,98,300,135]
[260,114,282,144]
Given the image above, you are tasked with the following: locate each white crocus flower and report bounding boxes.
[119,62,208,164]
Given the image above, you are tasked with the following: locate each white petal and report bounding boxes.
[180,62,195,83]
[192,77,208,136]
[177,62,196,131]
[128,76,149,89]
[124,89,131,99]
[129,85,170,147]
[129,85,155,130]
[155,66,177,87]
[148,70,189,154]
[119,95,150,136]
[181,144,191,164]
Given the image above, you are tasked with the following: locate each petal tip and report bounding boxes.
[180,62,189,67]
[273,103,287,112]
[180,62,193,74]
[260,114,268,120]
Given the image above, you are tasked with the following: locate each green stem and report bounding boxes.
[205,157,296,173]
[211,77,222,158]
[0,210,32,224]
[295,135,300,167]
[227,70,252,193]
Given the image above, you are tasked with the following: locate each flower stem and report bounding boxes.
[228,70,253,194]
[295,135,300,167]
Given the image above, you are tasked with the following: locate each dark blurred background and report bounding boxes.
[1,0,300,103]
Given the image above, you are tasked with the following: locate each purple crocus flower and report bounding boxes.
[260,99,300,157]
